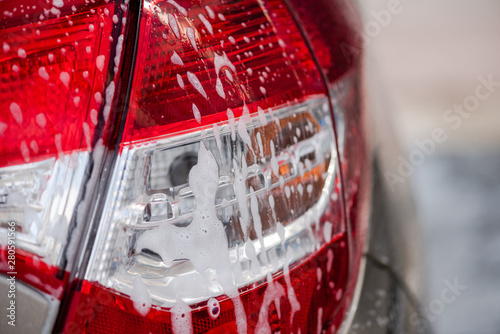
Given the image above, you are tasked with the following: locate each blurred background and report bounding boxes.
[358,1,500,333]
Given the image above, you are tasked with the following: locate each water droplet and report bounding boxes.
[59,71,70,88]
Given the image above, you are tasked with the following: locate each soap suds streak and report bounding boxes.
[167,0,188,16]
[187,72,208,99]
[131,275,151,316]
[250,187,267,265]
[192,103,201,124]
[237,104,252,151]
[198,13,213,35]
[187,27,197,51]
[213,52,236,99]
[9,102,22,125]
[168,13,181,39]
[277,223,301,326]
[171,51,184,66]
[171,299,193,334]
[255,274,285,334]
[137,143,247,333]
[233,157,250,239]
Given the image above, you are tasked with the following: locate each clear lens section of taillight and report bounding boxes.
[0,153,88,297]
[0,0,129,302]
[88,96,339,300]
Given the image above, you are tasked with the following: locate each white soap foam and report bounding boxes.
[136,143,247,333]
[212,124,224,164]
[326,249,334,273]
[18,48,26,58]
[207,297,220,320]
[269,140,279,177]
[215,77,225,99]
[323,222,332,243]
[82,122,91,150]
[36,113,47,128]
[90,109,98,125]
[198,13,213,35]
[284,247,301,326]
[256,132,263,158]
[205,5,215,19]
[96,55,105,72]
[20,141,29,162]
[257,107,267,126]
[187,72,208,99]
[186,27,197,51]
[9,102,22,125]
[167,0,188,16]
[316,307,323,334]
[168,13,180,39]
[103,82,115,122]
[171,299,192,334]
[130,275,151,317]
[245,239,260,276]
[255,274,285,334]
[38,67,49,80]
[250,187,267,264]
[59,72,70,88]
[0,122,7,136]
[237,104,252,150]
[177,74,185,89]
[192,103,201,124]
[233,157,250,238]
[226,108,236,141]
[171,51,184,66]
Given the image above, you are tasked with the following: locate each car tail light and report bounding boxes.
[0,0,129,306]
[1,0,366,332]
[56,0,362,333]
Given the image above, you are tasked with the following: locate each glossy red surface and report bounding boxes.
[0,247,67,299]
[286,0,362,82]
[0,0,119,168]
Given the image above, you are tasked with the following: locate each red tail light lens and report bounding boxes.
[123,0,323,143]
[0,0,124,167]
